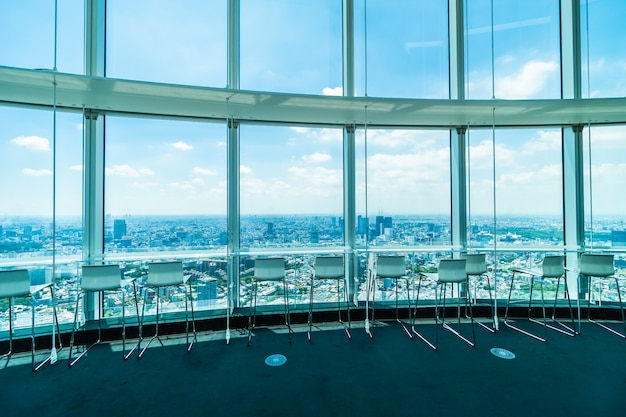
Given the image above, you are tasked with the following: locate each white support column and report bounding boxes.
[561,1,584,299]
[82,0,106,262]
[343,0,355,98]
[227,119,240,307]
[344,124,356,301]
[82,0,107,321]
[227,0,240,90]
[451,127,467,252]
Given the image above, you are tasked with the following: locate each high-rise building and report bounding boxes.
[114,219,127,240]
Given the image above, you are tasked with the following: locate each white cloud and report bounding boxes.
[496,60,558,99]
[22,168,52,176]
[302,152,331,163]
[240,165,252,174]
[139,168,156,176]
[191,178,205,185]
[71,165,83,171]
[130,181,159,189]
[193,167,216,176]
[172,141,193,151]
[322,86,343,96]
[105,165,140,177]
[11,136,50,151]
[168,182,195,191]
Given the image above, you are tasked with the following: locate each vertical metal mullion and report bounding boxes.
[561,1,584,300]
[227,120,240,307]
[227,0,240,90]
[344,125,356,301]
[343,0,355,98]
[83,0,106,320]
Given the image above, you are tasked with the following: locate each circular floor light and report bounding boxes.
[265,354,287,367]
[490,347,515,360]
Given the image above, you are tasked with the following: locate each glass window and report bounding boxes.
[240,0,342,95]
[465,0,561,99]
[104,116,227,255]
[467,127,563,248]
[584,125,626,251]
[0,105,82,329]
[106,0,227,87]
[356,129,451,248]
[355,0,449,98]
[239,125,344,250]
[581,0,626,98]
[0,0,84,73]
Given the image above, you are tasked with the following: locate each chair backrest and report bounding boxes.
[254,258,285,281]
[579,254,614,277]
[81,264,122,291]
[462,254,487,275]
[315,256,344,280]
[376,255,406,279]
[541,255,564,278]
[0,269,30,298]
[147,261,185,286]
[437,259,467,283]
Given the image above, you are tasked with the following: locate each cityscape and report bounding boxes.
[1,214,625,331]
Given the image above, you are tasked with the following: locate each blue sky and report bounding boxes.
[1,0,626,219]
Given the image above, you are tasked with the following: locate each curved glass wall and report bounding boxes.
[0,0,84,73]
[355,0,449,98]
[240,0,342,95]
[2,1,625,336]
[106,0,227,86]
[581,0,626,98]
[465,0,561,99]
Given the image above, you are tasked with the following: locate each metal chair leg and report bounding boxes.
[411,274,437,350]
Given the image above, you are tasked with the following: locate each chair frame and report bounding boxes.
[366,255,413,339]
[578,254,625,339]
[248,258,292,346]
[413,259,475,349]
[504,255,576,343]
[138,261,197,358]
[463,254,497,333]
[1,269,62,372]
[68,264,140,367]
[307,256,351,341]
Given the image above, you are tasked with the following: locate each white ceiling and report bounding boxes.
[2,66,626,128]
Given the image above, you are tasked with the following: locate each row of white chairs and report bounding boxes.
[0,261,196,369]
[2,254,624,369]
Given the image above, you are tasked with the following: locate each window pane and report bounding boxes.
[581,0,626,98]
[106,0,227,87]
[467,128,563,248]
[240,0,342,95]
[357,129,451,247]
[465,0,561,99]
[0,0,84,73]
[0,105,82,329]
[240,125,343,250]
[104,116,227,254]
[356,0,449,98]
[584,126,626,251]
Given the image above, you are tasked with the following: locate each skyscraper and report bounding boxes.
[114,219,127,240]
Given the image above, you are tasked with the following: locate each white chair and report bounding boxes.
[308,256,351,341]
[505,255,576,342]
[414,259,475,349]
[138,261,197,357]
[0,269,62,371]
[462,254,497,332]
[578,254,625,338]
[366,255,413,339]
[248,258,292,346]
[68,264,140,366]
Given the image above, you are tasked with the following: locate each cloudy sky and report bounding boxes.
[1,0,626,219]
